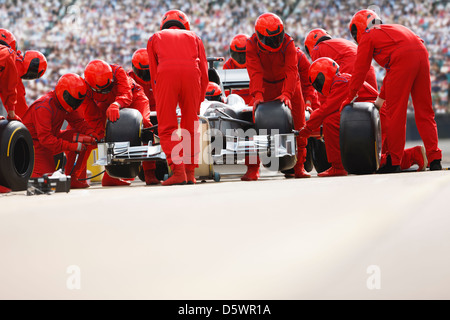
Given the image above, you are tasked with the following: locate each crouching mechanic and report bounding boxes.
[245,12,309,181]
[147,9,209,186]
[344,9,441,172]
[299,58,427,177]
[22,73,98,180]
[65,59,156,187]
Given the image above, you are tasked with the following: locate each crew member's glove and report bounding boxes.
[0,116,5,121]
[106,102,120,122]
[252,93,264,121]
[7,110,22,122]
[340,95,357,112]
[67,142,87,153]
[72,133,97,145]
[276,94,292,110]
[297,126,313,140]
[305,101,314,114]
[89,132,102,142]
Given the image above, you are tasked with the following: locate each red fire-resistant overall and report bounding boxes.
[297,48,320,110]
[310,38,378,90]
[0,46,18,113]
[223,58,253,105]
[349,24,442,165]
[147,29,208,170]
[306,73,378,169]
[22,91,95,177]
[247,33,307,166]
[128,70,156,112]
[67,65,153,182]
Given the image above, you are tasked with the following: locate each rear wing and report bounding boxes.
[217,69,250,90]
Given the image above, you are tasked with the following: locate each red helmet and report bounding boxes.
[230,34,248,68]
[349,9,382,43]
[0,28,16,51]
[205,82,222,102]
[21,51,47,80]
[308,57,340,97]
[304,28,331,57]
[255,13,285,52]
[84,60,114,94]
[55,73,87,113]
[160,10,190,30]
[132,48,150,82]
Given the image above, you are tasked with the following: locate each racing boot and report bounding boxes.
[401,146,427,171]
[0,185,11,193]
[70,166,90,189]
[376,155,401,174]
[318,164,348,177]
[102,171,131,187]
[185,164,197,185]
[241,156,260,181]
[143,161,160,185]
[162,164,187,186]
[294,162,311,178]
[429,159,442,171]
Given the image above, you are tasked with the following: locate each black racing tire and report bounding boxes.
[340,102,381,174]
[105,108,143,179]
[0,119,34,191]
[255,100,296,172]
[310,138,331,173]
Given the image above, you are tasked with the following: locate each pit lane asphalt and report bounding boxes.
[1,140,450,299]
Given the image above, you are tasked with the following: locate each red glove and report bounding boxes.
[72,133,97,145]
[7,111,22,122]
[253,93,264,121]
[67,142,87,153]
[277,94,292,110]
[340,95,357,111]
[89,132,102,142]
[305,102,314,114]
[297,126,313,139]
[106,103,120,122]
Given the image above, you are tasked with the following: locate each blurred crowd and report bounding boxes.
[1,0,449,112]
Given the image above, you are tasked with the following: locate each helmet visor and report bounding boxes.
[231,51,246,66]
[256,30,284,50]
[132,65,151,82]
[63,90,86,111]
[22,58,44,80]
[89,79,114,94]
[311,72,326,94]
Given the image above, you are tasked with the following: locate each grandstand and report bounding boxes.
[0,0,448,112]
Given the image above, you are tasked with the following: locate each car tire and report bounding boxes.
[255,100,296,172]
[0,119,34,191]
[105,108,143,179]
[340,102,381,174]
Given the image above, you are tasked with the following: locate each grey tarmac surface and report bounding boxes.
[1,139,450,299]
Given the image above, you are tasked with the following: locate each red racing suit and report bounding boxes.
[310,38,378,91]
[348,24,441,165]
[247,33,307,164]
[22,91,95,177]
[223,58,253,105]
[128,70,156,112]
[306,73,378,169]
[67,64,152,177]
[297,48,320,110]
[147,29,208,170]
[0,46,18,113]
